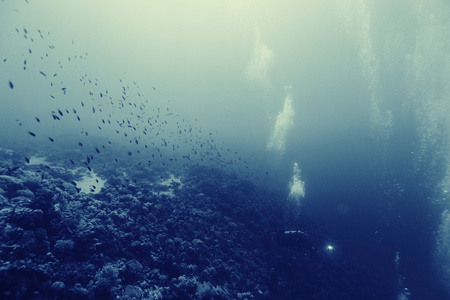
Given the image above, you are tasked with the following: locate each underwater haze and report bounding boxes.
[1,0,450,299]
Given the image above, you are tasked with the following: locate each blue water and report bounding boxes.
[2,0,450,299]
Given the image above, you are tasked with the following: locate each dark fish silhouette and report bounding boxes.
[8,81,13,89]
[48,137,54,142]
[25,157,30,163]
[28,131,36,137]
[78,142,83,147]
[39,71,47,76]
[35,117,40,122]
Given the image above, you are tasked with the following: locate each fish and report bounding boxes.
[52,114,60,120]
[69,159,75,165]
[78,142,83,147]
[25,157,30,163]
[8,81,13,89]
[39,71,47,76]
[28,131,36,136]
[35,117,40,122]
[58,109,63,116]
[48,137,54,142]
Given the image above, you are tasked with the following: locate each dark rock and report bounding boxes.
[120,285,143,300]
[122,259,143,283]
[53,239,75,258]
[10,196,32,207]
[15,188,34,198]
[0,175,24,191]
[18,228,50,256]
[70,282,89,298]
[11,207,44,229]
[0,194,8,206]
[51,280,65,293]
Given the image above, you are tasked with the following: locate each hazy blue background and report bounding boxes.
[2,0,450,298]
